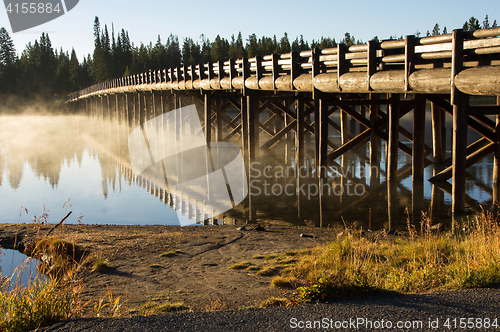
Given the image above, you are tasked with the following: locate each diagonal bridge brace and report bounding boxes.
[325,97,433,165]
[426,94,498,182]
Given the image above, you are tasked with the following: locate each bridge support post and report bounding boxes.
[204,92,212,144]
[431,100,444,174]
[295,96,305,223]
[107,95,111,120]
[451,92,468,215]
[216,97,223,142]
[116,94,122,125]
[100,96,104,119]
[493,96,500,205]
[369,94,380,187]
[174,93,179,110]
[143,92,151,122]
[412,94,426,223]
[125,93,132,127]
[246,94,259,223]
[387,93,400,229]
[316,98,328,227]
[241,95,249,164]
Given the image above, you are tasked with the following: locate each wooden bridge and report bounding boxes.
[68,27,500,226]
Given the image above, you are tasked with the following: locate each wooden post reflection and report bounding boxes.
[387,94,400,229]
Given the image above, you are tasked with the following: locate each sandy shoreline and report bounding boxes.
[0,223,334,313]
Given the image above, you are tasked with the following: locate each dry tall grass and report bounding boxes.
[276,210,500,303]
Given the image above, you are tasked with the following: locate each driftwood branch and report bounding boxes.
[46,211,72,238]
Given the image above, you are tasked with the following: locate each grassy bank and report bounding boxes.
[269,210,500,303]
[0,272,85,332]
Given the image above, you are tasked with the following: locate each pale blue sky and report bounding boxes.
[1,0,498,61]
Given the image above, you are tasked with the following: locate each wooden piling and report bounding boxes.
[246,94,259,223]
[216,97,223,142]
[387,93,400,229]
[431,101,444,174]
[451,92,468,214]
[412,94,426,223]
[493,96,500,204]
[413,95,426,182]
[387,94,400,184]
[204,93,212,144]
[295,97,305,222]
[369,94,380,186]
[317,98,328,227]
[451,29,467,215]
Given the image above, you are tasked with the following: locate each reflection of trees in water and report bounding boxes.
[0,148,3,187]
[100,154,118,199]
[81,116,132,199]
[7,153,23,189]
[0,115,88,189]
[0,115,140,203]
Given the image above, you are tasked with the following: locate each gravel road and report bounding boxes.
[40,287,500,331]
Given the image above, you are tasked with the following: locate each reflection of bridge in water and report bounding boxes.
[69,28,500,228]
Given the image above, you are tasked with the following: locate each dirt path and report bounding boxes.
[0,224,334,313]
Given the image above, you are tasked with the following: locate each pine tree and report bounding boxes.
[53,50,71,95]
[483,15,490,29]
[121,29,132,75]
[463,17,480,31]
[166,34,181,68]
[69,49,80,90]
[0,27,16,66]
[38,32,56,93]
[151,35,167,70]
[91,17,107,83]
[279,32,291,54]
[200,34,212,63]
[0,27,17,94]
[211,35,229,62]
[431,23,440,36]
[246,33,258,57]
[342,32,355,46]
[182,37,201,65]
[235,32,245,59]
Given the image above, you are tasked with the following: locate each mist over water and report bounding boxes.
[0,114,179,225]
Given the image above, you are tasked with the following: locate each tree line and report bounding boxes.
[0,15,496,103]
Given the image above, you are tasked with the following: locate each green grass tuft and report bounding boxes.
[91,258,108,272]
[256,266,279,277]
[271,276,297,288]
[259,297,289,308]
[246,265,261,271]
[159,249,181,257]
[229,261,252,270]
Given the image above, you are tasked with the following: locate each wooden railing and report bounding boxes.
[69,27,500,101]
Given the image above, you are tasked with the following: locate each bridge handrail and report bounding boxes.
[69,27,500,101]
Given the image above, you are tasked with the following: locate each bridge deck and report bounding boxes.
[69,27,500,100]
